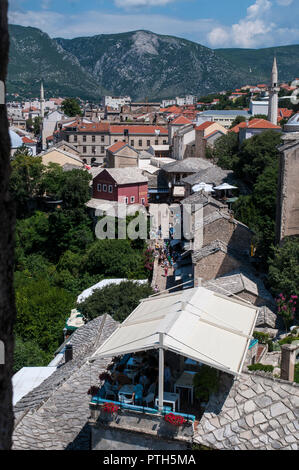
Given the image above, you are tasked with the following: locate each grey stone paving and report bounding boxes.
[193,371,299,450]
[13,315,118,450]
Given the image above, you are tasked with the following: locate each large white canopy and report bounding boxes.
[93,286,258,376]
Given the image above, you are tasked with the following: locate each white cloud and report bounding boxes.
[8,9,215,41]
[114,0,175,7]
[276,0,293,5]
[8,0,299,48]
[207,0,297,48]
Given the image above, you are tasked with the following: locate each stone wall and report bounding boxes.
[276,139,299,241]
[203,218,251,254]
[194,251,242,281]
[90,408,193,450]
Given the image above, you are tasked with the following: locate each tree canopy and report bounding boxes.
[77,281,154,322]
[61,98,82,117]
[268,237,299,299]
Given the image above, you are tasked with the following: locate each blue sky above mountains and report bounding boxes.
[8,0,299,48]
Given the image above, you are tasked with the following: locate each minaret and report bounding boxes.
[40,82,45,119]
[268,57,280,125]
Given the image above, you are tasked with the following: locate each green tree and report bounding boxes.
[47,208,94,261]
[41,162,65,199]
[77,281,153,322]
[268,237,299,299]
[230,115,246,129]
[15,277,74,352]
[33,116,42,136]
[61,98,82,117]
[15,211,49,259]
[210,132,239,170]
[234,130,282,188]
[84,238,146,278]
[60,169,91,209]
[10,154,45,217]
[249,114,268,121]
[14,336,50,373]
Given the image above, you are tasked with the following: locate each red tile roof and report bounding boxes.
[231,118,280,132]
[171,115,192,125]
[77,122,110,133]
[204,129,226,140]
[107,141,127,153]
[162,106,182,114]
[247,118,280,129]
[195,121,215,131]
[110,125,168,135]
[230,121,247,133]
[278,108,294,119]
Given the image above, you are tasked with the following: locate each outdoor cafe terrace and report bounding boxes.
[88,286,259,437]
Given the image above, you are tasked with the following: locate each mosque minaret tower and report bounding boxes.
[40,82,45,119]
[268,57,280,125]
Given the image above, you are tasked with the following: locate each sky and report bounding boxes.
[8,0,299,49]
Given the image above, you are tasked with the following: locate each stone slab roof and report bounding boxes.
[203,269,274,305]
[182,166,234,187]
[181,193,227,213]
[192,240,248,265]
[96,168,148,185]
[162,158,213,173]
[199,210,251,232]
[194,371,299,450]
[13,315,118,450]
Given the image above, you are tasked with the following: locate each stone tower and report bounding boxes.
[268,57,280,125]
[276,115,299,243]
[40,82,45,119]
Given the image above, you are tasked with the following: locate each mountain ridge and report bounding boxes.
[7,24,299,101]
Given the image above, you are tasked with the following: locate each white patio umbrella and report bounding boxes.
[192,182,215,193]
[213,183,238,191]
[214,183,238,198]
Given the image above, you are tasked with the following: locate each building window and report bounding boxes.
[155,139,159,145]
[74,135,77,142]
[147,140,150,147]
[114,139,118,143]
[66,135,69,142]
[92,135,95,142]
[130,196,135,203]
[92,146,96,153]
[103,184,107,192]
[163,140,167,144]
[125,197,128,204]
[141,198,145,205]
[101,146,105,153]
[83,146,87,153]
[83,135,86,142]
[108,185,113,193]
[101,135,104,142]
[130,140,134,146]
[138,140,142,147]
[97,184,101,192]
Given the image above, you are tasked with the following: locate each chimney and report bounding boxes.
[124,128,129,144]
[280,343,298,382]
[65,344,73,363]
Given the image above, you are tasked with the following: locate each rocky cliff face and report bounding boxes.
[7,25,299,101]
[56,30,245,100]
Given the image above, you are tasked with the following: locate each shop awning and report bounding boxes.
[92,286,259,376]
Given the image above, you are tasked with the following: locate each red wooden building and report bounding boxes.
[92,168,148,205]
